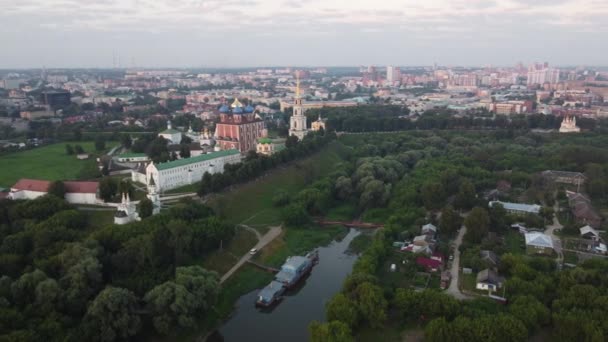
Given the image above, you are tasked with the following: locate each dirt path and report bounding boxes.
[545,203,564,266]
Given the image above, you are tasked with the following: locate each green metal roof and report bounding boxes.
[258,137,273,144]
[155,149,240,171]
[160,129,181,134]
[117,153,148,159]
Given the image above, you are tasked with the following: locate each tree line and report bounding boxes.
[0,195,232,341]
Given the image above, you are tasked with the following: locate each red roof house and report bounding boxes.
[416,256,442,272]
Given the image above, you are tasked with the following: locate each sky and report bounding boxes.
[1,0,607,68]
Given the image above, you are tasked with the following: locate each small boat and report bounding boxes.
[274,250,319,289]
[256,280,285,307]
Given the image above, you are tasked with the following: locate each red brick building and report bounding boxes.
[214,98,265,153]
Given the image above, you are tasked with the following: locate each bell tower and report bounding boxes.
[289,71,309,140]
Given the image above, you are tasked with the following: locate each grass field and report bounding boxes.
[504,230,525,255]
[0,141,117,187]
[209,141,352,229]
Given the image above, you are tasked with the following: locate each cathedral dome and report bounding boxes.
[219,104,230,113]
[233,106,244,114]
[245,105,255,113]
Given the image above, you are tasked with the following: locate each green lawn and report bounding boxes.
[0,141,117,187]
[504,230,525,255]
[209,141,351,227]
[201,228,258,274]
[563,250,579,265]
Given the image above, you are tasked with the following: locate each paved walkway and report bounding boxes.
[545,203,564,266]
[445,225,472,300]
[220,225,282,284]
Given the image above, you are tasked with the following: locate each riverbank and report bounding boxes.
[215,228,362,342]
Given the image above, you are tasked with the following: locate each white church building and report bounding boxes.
[158,120,183,144]
[142,149,241,192]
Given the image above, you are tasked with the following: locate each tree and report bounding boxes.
[421,182,446,210]
[144,266,219,334]
[439,206,461,236]
[47,181,66,199]
[95,135,106,151]
[326,293,358,328]
[464,207,490,243]
[170,151,178,161]
[138,198,154,219]
[179,144,191,159]
[286,135,299,148]
[425,317,454,342]
[118,180,134,199]
[99,178,117,202]
[334,176,353,200]
[354,282,387,329]
[454,179,476,210]
[281,203,311,227]
[65,144,74,155]
[74,145,85,154]
[309,320,354,342]
[198,172,213,196]
[121,134,132,149]
[84,287,141,342]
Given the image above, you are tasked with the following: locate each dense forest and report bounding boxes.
[305,130,608,341]
[0,196,230,341]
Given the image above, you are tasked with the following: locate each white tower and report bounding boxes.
[147,176,161,215]
[289,72,309,140]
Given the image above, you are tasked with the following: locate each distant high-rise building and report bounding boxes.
[41,90,71,107]
[527,63,560,86]
[386,66,401,85]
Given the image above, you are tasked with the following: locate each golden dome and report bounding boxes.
[231,98,243,108]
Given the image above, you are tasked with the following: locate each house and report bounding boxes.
[413,234,433,247]
[525,232,554,255]
[9,179,49,200]
[511,223,528,234]
[115,153,150,163]
[480,250,500,267]
[63,181,99,205]
[542,170,586,186]
[401,244,432,255]
[421,223,437,236]
[489,201,541,215]
[567,191,602,228]
[416,256,442,272]
[580,225,600,240]
[476,269,504,292]
[496,180,512,193]
[9,179,99,204]
[431,251,445,263]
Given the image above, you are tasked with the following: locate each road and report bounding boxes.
[220,225,282,284]
[445,225,472,300]
[545,203,564,266]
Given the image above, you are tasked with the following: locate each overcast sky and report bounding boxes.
[1,0,607,68]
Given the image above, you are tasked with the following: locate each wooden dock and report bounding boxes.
[246,260,280,273]
[315,219,384,229]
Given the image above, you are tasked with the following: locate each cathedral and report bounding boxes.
[559,116,580,133]
[214,98,265,153]
[289,73,310,140]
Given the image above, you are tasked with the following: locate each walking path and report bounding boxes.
[545,203,564,266]
[220,225,282,284]
[445,226,472,300]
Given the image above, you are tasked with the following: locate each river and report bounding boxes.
[212,228,361,342]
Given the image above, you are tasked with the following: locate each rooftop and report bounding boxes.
[489,200,541,214]
[525,232,554,249]
[154,149,240,171]
[117,153,148,159]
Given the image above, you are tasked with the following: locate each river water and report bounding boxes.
[213,228,361,342]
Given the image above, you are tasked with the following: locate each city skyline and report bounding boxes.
[1,0,608,68]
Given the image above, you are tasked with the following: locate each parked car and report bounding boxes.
[249,248,258,255]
